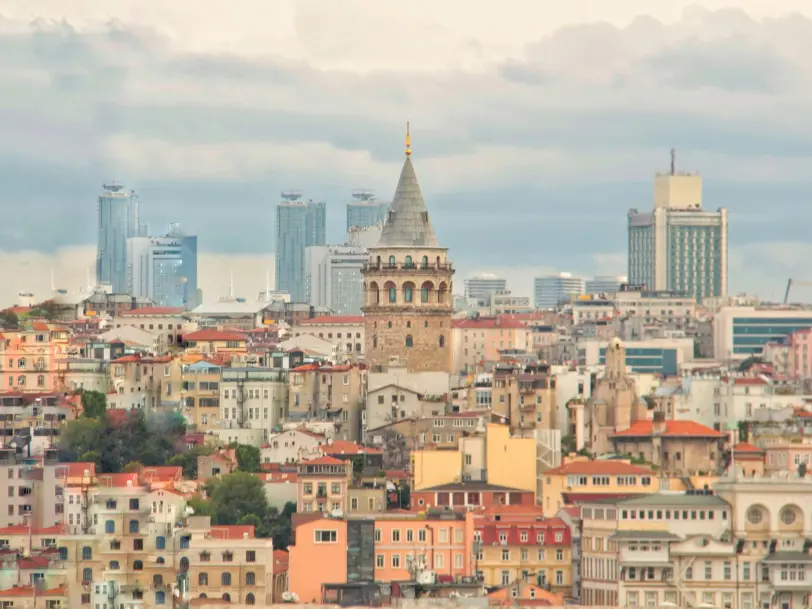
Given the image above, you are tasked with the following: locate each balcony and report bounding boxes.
[362,262,454,273]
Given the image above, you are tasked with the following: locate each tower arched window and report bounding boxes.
[405,335,414,348]
[373,336,378,349]
[403,282,415,303]
[421,256,428,269]
[404,255,413,269]
[421,281,434,303]
[388,255,396,268]
[389,286,396,303]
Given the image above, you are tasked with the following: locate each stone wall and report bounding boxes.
[364,312,452,373]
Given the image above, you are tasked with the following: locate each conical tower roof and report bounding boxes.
[377,151,440,248]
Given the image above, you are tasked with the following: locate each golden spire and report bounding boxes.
[405,121,411,157]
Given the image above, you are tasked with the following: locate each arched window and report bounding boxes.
[436,256,441,267]
[17,375,24,387]
[388,321,392,329]
[403,282,415,303]
[199,573,208,586]
[421,256,428,269]
[36,357,44,369]
[222,594,232,602]
[222,573,232,586]
[109,561,120,570]
[372,336,378,349]
[155,536,165,550]
[404,255,413,268]
[405,335,414,348]
[58,547,68,560]
[406,321,411,328]
[388,255,396,268]
[246,572,256,586]
[246,593,256,605]
[383,281,397,303]
[153,575,163,587]
[199,594,207,599]
[439,335,445,348]
[104,520,115,534]
[179,557,189,573]
[133,560,143,571]
[369,281,379,305]
[37,375,45,388]
[82,567,92,583]
[155,591,166,605]
[156,557,165,564]
[82,546,92,560]
[129,520,139,533]
[421,281,434,303]
[17,358,25,368]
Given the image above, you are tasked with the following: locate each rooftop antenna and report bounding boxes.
[229,270,235,300]
[405,121,411,157]
[670,148,676,176]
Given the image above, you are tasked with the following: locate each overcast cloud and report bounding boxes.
[1,1,812,304]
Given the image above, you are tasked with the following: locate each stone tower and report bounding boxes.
[362,125,454,372]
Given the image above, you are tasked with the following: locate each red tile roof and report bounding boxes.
[297,316,364,325]
[452,316,528,330]
[210,525,254,540]
[299,456,346,466]
[291,363,320,372]
[97,472,141,488]
[793,408,812,419]
[184,329,246,342]
[732,377,769,386]
[0,585,67,598]
[385,469,409,480]
[0,524,64,535]
[562,492,640,504]
[119,307,185,316]
[612,420,725,438]
[59,462,96,479]
[733,442,764,454]
[273,549,289,574]
[546,460,655,476]
[321,440,383,456]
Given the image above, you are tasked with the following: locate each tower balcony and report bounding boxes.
[363,261,454,273]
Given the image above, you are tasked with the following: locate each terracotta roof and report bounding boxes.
[184,329,247,342]
[299,456,346,466]
[612,420,725,439]
[321,440,383,456]
[59,462,96,479]
[0,585,67,598]
[793,408,812,419]
[0,524,64,535]
[273,549,290,574]
[452,316,528,330]
[546,460,655,476]
[562,492,640,504]
[291,363,320,372]
[733,442,764,454]
[297,316,364,325]
[119,307,185,316]
[478,504,546,516]
[210,525,255,540]
[385,469,409,480]
[97,472,141,488]
[732,377,769,386]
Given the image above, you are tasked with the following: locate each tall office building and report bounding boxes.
[346,190,389,231]
[275,193,326,302]
[586,275,628,295]
[464,273,507,302]
[126,223,199,308]
[628,152,727,302]
[96,182,141,292]
[533,272,585,309]
[305,245,367,315]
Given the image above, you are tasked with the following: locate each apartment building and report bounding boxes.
[296,456,351,514]
[219,367,288,445]
[113,307,187,348]
[261,429,326,465]
[451,316,531,373]
[0,322,69,393]
[181,359,222,432]
[475,505,572,595]
[491,363,557,434]
[107,354,183,411]
[183,329,248,355]
[292,316,365,359]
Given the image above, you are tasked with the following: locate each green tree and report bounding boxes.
[264,502,297,548]
[237,513,263,529]
[79,390,107,418]
[233,444,261,473]
[79,450,101,467]
[168,445,214,479]
[28,300,63,320]
[186,494,213,517]
[58,418,103,462]
[0,311,19,329]
[209,472,269,525]
[123,461,144,473]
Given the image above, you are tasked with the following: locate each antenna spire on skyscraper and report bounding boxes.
[670,148,676,176]
[405,121,411,157]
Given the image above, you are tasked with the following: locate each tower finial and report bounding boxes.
[405,122,411,157]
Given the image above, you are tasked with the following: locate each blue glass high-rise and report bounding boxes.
[275,194,326,302]
[96,182,140,292]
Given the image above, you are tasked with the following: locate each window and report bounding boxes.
[389,286,397,302]
[392,554,401,568]
[104,520,115,534]
[392,529,401,542]
[109,561,120,570]
[245,593,255,605]
[156,536,165,550]
[222,573,232,586]
[246,572,256,586]
[418,529,426,542]
[439,335,445,348]
[555,570,564,585]
[502,549,510,561]
[375,529,382,542]
[129,498,139,510]
[155,591,166,605]
[58,547,68,560]
[376,554,384,568]
[82,567,92,583]
[82,546,92,560]
[315,530,338,543]
[133,560,143,571]
[405,335,413,348]
[129,520,140,533]
[199,573,208,585]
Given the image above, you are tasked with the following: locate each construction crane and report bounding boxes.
[783,279,812,304]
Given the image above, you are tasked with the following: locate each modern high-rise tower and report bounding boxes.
[362,124,454,373]
[627,151,728,302]
[275,193,326,302]
[126,223,199,309]
[346,190,389,231]
[96,182,140,293]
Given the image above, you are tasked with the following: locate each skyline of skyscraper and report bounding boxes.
[304,244,367,315]
[96,182,141,293]
[126,223,199,309]
[627,153,728,302]
[346,190,389,231]
[275,193,326,302]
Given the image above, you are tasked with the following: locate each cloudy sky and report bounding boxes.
[2,0,812,305]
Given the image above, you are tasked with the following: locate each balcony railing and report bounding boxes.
[362,262,454,273]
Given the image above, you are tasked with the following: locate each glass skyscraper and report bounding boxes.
[275,194,326,302]
[96,183,141,292]
[627,162,727,302]
[346,191,389,231]
[126,224,199,308]
[304,245,367,315]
